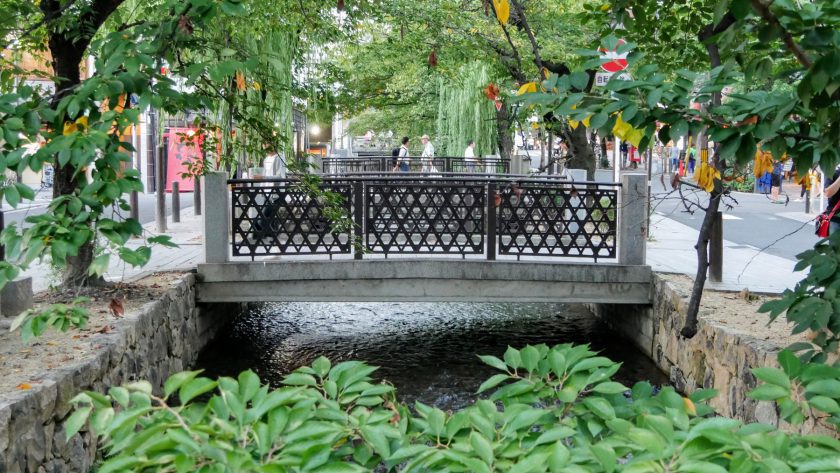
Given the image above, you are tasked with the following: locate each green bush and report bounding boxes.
[68,343,840,472]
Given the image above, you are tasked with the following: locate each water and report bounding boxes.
[196,302,668,410]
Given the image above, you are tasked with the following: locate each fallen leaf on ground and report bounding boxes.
[109,298,125,317]
[16,383,32,390]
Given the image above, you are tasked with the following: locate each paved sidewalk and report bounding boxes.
[648,213,804,294]
[21,208,204,293]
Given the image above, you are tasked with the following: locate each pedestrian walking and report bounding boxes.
[629,145,640,169]
[393,136,411,172]
[687,146,697,174]
[464,140,477,173]
[420,134,436,173]
[823,165,840,234]
[669,142,679,173]
[770,160,783,203]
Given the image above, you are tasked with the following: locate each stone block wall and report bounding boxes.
[0,274,241,473]
[590,273,833,436]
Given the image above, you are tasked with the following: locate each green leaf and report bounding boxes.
[808,395,840,414]
[592,381,628,394]
[64,406,92,440]
[478,354,508,371]
[220,0,247,15]
[178,377,217,404]
[752,367,790,388]
[582,397,615,420]
[360,425,391,458]
[283,372,317,386]
[4,184,20,208]
[747,384,789,401]
[570,72,589,91]
[477,373,509,393]
[806,379,840,397]
[778,350,801,378]
[669,120,689,142]
[730,0,751,19]
[470,432,494,466]
[88,254,110,277]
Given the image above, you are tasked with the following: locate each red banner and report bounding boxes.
[164,127,203,192]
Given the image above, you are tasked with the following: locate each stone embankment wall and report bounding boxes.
[0,274,241,473]
[591,273,832,435]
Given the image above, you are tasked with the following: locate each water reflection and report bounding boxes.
[197,302,668,410]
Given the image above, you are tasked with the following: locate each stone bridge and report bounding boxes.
[196,172,651,304]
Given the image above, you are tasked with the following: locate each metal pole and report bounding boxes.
[353,182,364,260]
[156,144,167,233]
[194,177,202,216]
[172,181,180,223]
[0,210,5,262]
[486,183,497,261]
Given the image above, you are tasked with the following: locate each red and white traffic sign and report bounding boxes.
[599,39,628,73]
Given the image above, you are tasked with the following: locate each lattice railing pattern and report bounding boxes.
[229,178,620,261]
[497,184,617,260]
[231,183,352,258]
[365,182,485,254]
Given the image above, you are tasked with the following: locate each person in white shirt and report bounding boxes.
[263,149,287,179]
[464,140,476,173]
[420,134,436,173]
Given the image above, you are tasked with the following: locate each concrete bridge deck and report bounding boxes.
[196,260,652,304]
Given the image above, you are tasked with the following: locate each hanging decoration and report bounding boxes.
[493,0,510,25]
[428,49,437,68]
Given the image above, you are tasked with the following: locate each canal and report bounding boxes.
[197,302,668,409]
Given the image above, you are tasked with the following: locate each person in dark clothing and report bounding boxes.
[770,161,783,203]
[824,166,840,234]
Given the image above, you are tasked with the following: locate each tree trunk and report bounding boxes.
[48,34,98,287]
[495,105,514,160]
[681,189,722,337]
[565,125,596,180]
[680,15,733,337]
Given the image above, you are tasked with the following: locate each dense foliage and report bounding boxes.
[435,62,500,156]
[68,344,840,472]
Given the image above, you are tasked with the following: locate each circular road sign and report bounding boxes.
[599,39,628,73]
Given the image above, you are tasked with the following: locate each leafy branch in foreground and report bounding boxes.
[10,297,90,342]
[67,344,840,472]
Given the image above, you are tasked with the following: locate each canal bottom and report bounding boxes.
[196,302,668,410]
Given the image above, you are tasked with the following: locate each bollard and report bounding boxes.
[130,190,139,221]
[155,144,167,233]
[709,211,723,282]
[202,172,229,263]
[619,173,647,265]
[172,181,180,223]
[194,177,202,216]
[806,192,811,214]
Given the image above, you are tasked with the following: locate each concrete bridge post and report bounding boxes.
[619,173,647,265]
[202,172,230,263]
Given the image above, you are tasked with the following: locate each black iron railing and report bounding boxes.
[229,175,619,261]
[321,156,511,174]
